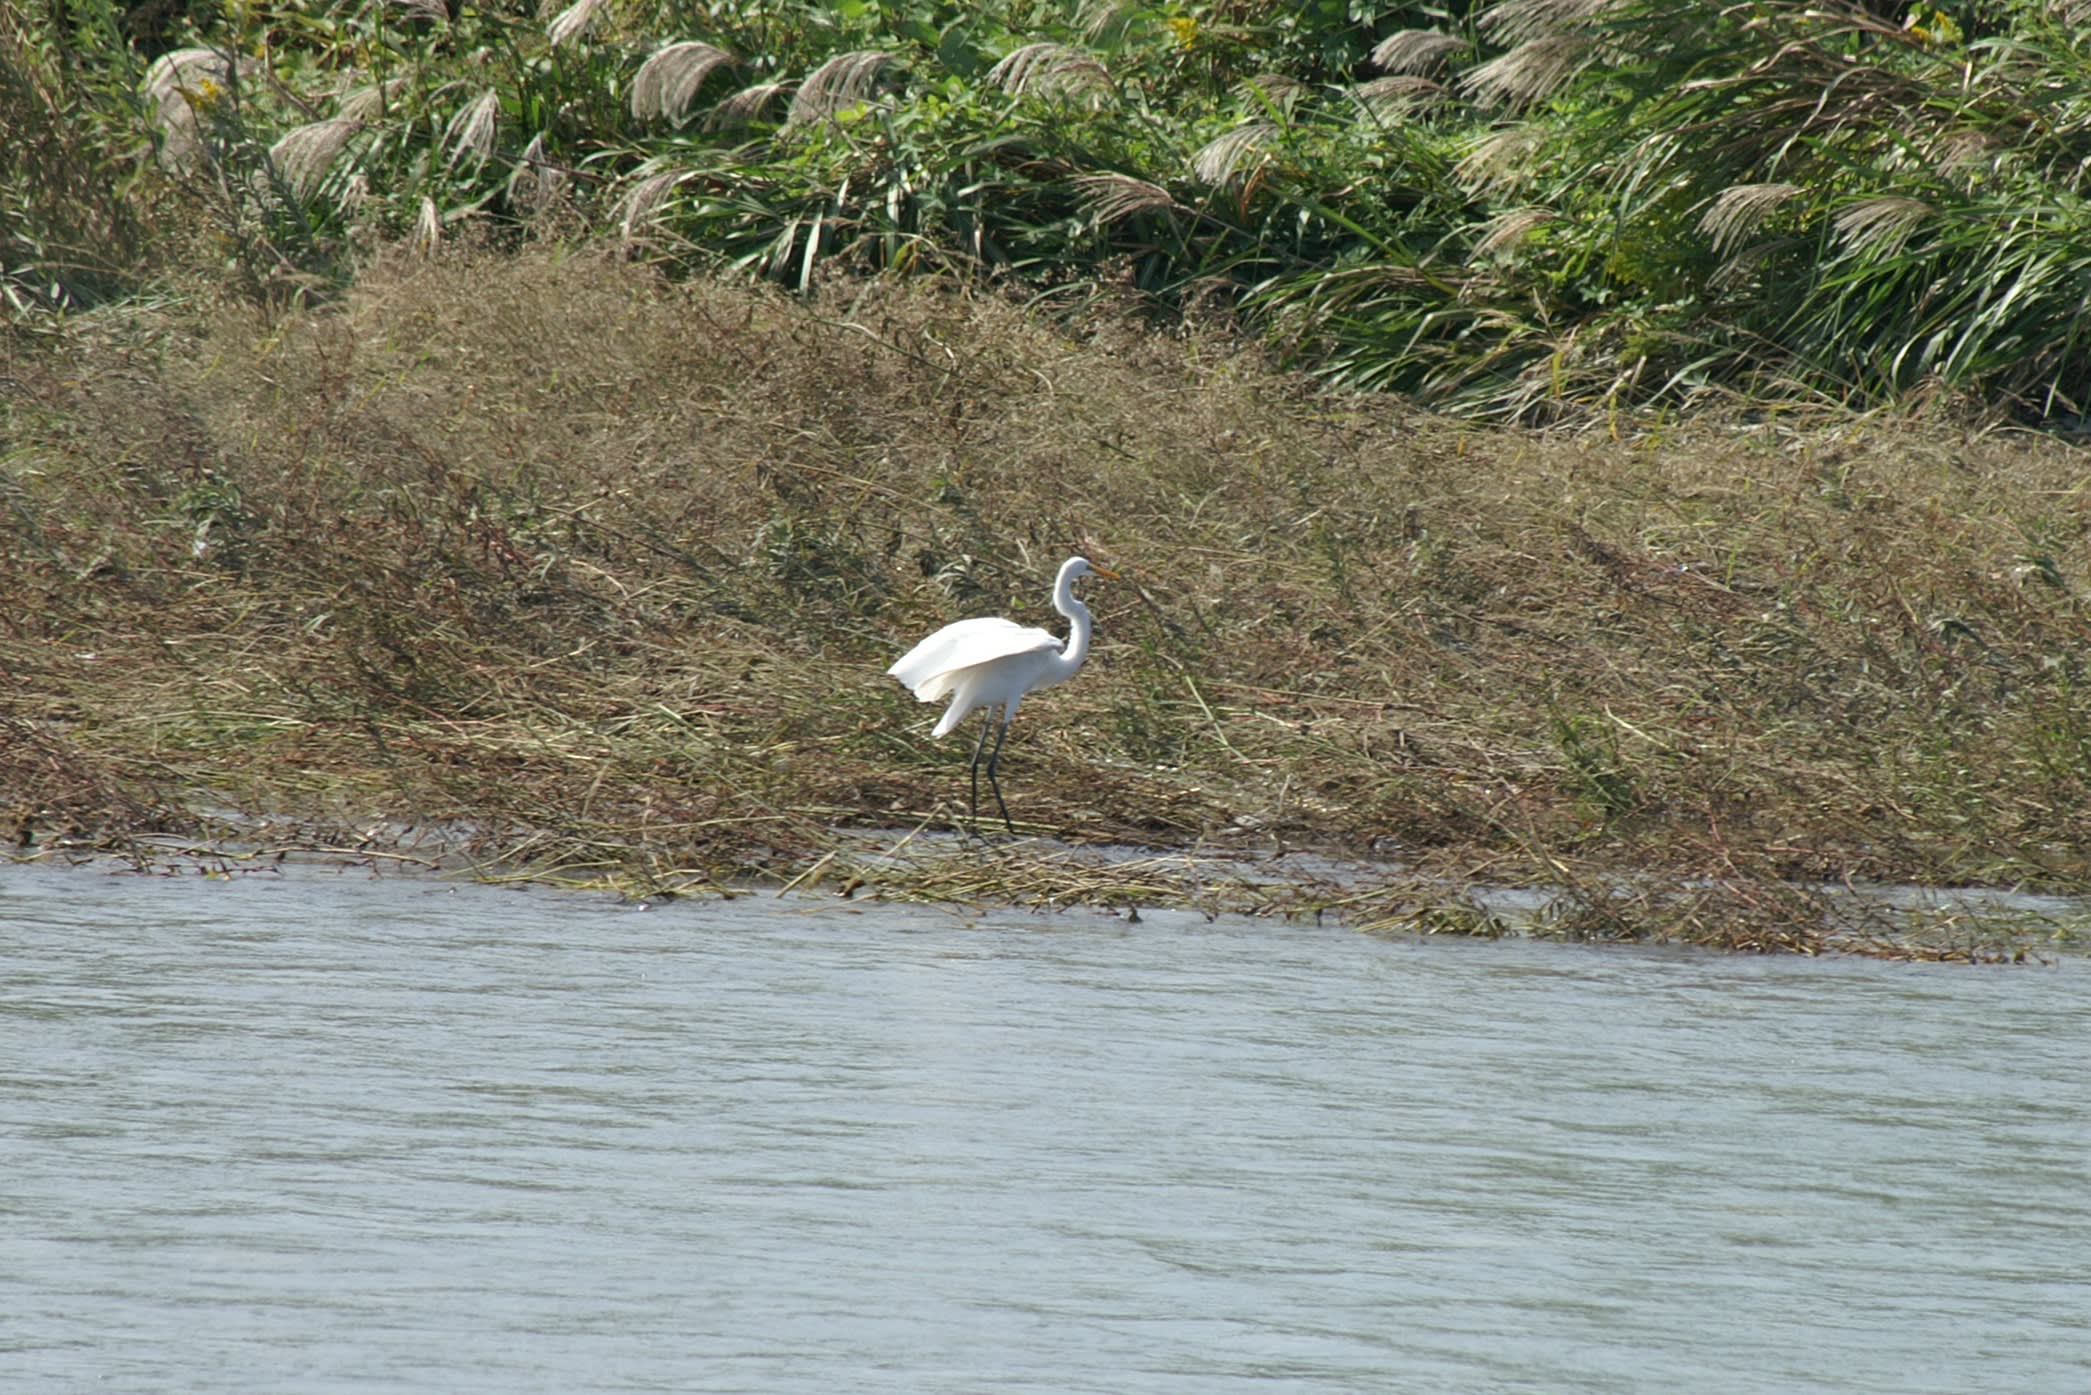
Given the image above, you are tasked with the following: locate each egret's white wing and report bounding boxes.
[887,616,1062,700]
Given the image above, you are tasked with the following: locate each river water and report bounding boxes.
[4,861,2086,1394]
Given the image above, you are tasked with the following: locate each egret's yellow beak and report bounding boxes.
[1091,562,1122,580]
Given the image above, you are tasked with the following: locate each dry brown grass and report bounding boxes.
[5,247,2091,954]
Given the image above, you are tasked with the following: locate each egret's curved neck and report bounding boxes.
[1053,569,1094,677]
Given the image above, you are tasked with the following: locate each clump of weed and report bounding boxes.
[0,717,190,854]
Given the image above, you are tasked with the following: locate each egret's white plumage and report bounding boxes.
[887,555,1118,830]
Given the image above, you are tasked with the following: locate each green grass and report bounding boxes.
[12,1,2091,417]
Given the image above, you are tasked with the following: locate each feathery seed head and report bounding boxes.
[988,43,1112,102]
[786,50,896,127]
[1698,182,1801,255]
[1932,129,1998,179]
[1076,0,1142,44]
[1235,72,1307,112]
[1350,74,1450,119]
[617,170,686,250]
[1191,122,1276,187]
[269,118,363,200]
[143,47,251,168]
[1073,173,1178,225]
[1708,242,1773,293]
[631,41,737,123]
[544,0,604,47]
[1480,0,1620,44]
[1454,124,1549,194]
[144,47,240,107]
[412,196,442,255]
[509,131,569,215]
[1470,206,1557,261]
[445,89,501,170]
[1371,29,1469,75]
[338,76,407,122]
[1833,197,1933,258]
[714,81,788,129]
[1461,33,1596,109]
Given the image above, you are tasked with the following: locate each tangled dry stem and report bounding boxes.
[4,249,2088,959]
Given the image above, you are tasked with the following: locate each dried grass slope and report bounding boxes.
[5,251,2091,956]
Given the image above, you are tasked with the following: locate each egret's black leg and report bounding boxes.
[983,716,1016,834]
[966,712,994,832]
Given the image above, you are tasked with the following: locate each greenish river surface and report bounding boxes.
[4,861,2086,1393]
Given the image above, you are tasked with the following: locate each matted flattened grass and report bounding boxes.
[5,248,2090,955]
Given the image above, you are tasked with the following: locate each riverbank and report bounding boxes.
[7,249,2090,957]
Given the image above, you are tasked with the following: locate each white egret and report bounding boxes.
[887,555,1120,832]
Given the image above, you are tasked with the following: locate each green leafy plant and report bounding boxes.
[9,0,2091,417]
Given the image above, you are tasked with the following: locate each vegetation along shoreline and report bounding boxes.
[7,3,2091,958]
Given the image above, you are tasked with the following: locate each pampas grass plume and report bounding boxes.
[1073,173,1177,224]
[631,41,737,123]
[445,89,500,170]
[1370,29,1469,74]
[545,0,604,48]
[1191,122,1275,187]
[987,43,1111,101]
[1699,182,1802,255]
[787,50,894,126]
[269,118,362,200]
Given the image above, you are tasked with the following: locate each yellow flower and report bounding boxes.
[188,76,225,110]
[1904,3,1964,47]
[1165,15,1199,49]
